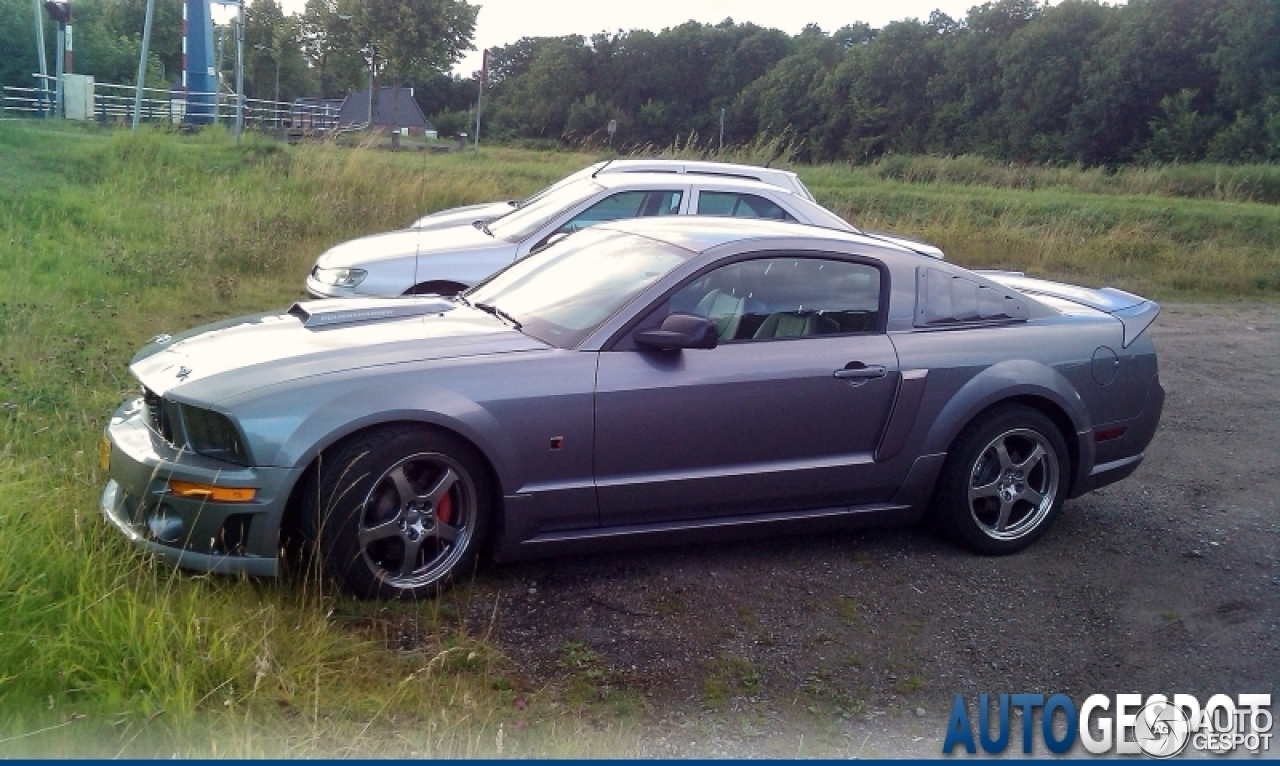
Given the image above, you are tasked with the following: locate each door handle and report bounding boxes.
[833,362,887,380]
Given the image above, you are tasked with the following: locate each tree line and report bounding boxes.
[2,0,1278,165]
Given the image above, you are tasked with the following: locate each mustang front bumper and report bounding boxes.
[100,396,300,577]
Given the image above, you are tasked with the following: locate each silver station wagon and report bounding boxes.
[103,218,1163,600]
[305,172,943,300]
[408,158,821,232]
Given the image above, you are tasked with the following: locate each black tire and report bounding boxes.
[304,426,492,599]
[932,405,1069,555]
[404,281,466,297]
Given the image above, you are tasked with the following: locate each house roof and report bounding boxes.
[335,87,432,129]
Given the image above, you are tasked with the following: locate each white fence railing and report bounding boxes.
[2,74,340,132]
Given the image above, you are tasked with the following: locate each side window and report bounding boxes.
[559,190,682,232]
[696,191,796,221]
[660,257,882,342]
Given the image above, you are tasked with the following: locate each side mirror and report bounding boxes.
[635,313,718,350]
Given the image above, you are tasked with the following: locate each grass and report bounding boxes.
[0,119,1276,754]
[702,656,762,706]
[850,154,1280,204]
[0,121,633,757]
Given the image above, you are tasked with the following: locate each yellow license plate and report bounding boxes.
[99,436,111,472]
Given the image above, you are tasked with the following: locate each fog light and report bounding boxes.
[147,508,185,543]
[168,480,257,503]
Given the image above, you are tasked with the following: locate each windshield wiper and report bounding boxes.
[475,302,522,330]
[473,220,494,237]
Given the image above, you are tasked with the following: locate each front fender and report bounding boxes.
[352,255,419,297]
[234,377,526,496]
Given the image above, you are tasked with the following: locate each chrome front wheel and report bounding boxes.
[310,427,491,599]
[357,452,476,592]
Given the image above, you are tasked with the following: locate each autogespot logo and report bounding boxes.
[1134,699,1191,758]
[942,693,1272,757]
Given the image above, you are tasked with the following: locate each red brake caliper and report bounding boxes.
[436,491,453,526]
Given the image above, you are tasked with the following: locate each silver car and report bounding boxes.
[408,158,819,232]
[306,173,943,300]
[103,217,1163,600]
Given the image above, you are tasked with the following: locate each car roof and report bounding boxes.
[587,172,799,195]
[590,157,801,181]
[563,159,813,201]
[591,215,913,257]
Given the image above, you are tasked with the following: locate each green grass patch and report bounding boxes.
[702,656,762,706]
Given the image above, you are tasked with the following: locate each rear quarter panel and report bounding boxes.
[887,313,1142,492]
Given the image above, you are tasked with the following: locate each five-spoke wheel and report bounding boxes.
[934,405,1069,554]
[307,427,491,599]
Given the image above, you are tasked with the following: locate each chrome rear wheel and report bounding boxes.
[934,405,1070,555]
[966,428,1060,542]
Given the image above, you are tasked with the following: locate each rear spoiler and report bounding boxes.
[862,230,946,259]
[977,271,1160,347]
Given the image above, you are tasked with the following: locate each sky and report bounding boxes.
[268,0,1022,77]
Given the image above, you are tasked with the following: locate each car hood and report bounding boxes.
[131,297,547,402]
[315,226,511,269]
[412,201,516,230]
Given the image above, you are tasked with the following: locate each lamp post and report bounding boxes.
[334,13,374,130]
[253,42,279,125]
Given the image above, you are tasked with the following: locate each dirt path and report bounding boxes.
[453,303,1280,757]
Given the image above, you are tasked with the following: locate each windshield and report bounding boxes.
[466,227,691,348]
[486,179,603,242]
[795,178,816,201]
[517,163,605,207]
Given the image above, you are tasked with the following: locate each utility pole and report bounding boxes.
[131,0,156,130]
[234,0,244,143]
[719,107,725,153]
[54,21,64,117]
[64,0,72,75]
[44,2,71,117]
[31,0,49,115]
[473,48,486,154]
[367,44,375,127]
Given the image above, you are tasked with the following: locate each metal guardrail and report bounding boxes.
[2,74,340,132]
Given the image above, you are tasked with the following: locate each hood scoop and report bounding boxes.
[288,297,455,329]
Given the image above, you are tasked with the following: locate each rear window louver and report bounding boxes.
[915,267,1029,327]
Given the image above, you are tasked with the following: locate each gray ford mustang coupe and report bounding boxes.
[101,217,1164,600]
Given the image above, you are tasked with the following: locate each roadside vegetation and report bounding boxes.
[0,120,1275,754]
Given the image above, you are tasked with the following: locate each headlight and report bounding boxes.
[178,404,250,465]
[311,265,368,288]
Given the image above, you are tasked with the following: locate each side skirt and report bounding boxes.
[491,501,921,563]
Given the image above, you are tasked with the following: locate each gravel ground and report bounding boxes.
[448,302,1280,757]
